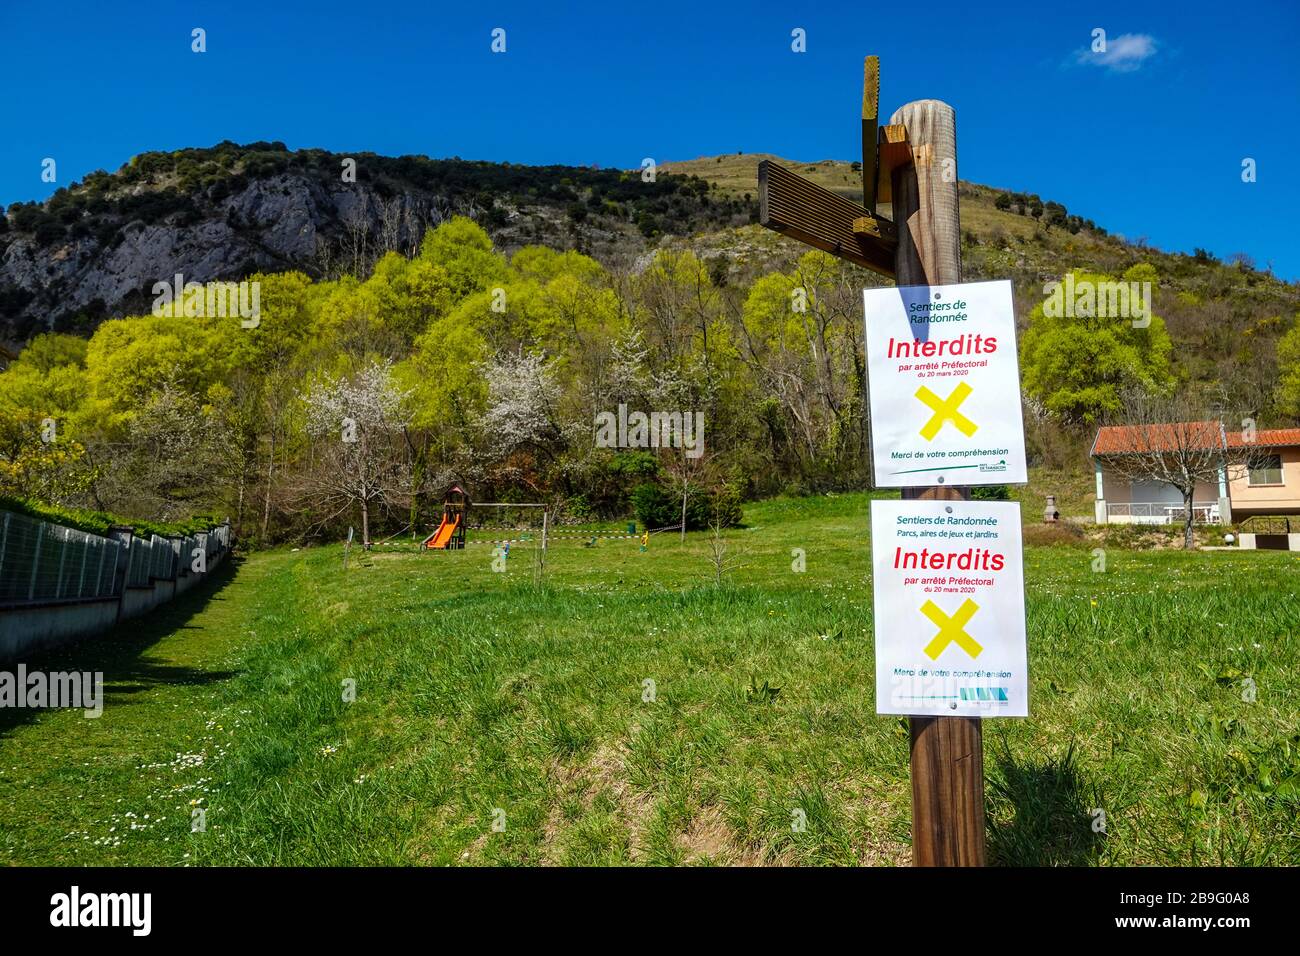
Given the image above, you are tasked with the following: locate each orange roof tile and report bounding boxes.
[1092,421,1223,455]
[1094,421,1300,456]
[1226,427,1300,449]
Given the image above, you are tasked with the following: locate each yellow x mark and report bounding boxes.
[916,382,977,440]
[920,598,983,660]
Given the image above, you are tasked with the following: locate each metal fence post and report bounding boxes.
[0,512,10,583]
[77,530,90,597]
[29,521,45,601]
[54,527,69,599]
[96,539,108,597]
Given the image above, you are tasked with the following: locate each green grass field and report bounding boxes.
[2,492,1297,866]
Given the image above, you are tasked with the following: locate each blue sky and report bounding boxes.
[3,0,1298,278]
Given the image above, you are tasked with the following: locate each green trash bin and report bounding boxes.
[627,522,636,535]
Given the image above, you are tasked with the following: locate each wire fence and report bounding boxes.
[0,512,125,605]
[0,510,232,609]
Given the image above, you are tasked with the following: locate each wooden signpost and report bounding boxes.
[759,56,985,866]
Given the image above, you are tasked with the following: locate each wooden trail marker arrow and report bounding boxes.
[861,55,880,214]
[759,58,987,867]
[758,159,898,276]
[757,56,916,279]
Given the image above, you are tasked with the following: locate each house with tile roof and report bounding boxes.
[1091,422,1300,526]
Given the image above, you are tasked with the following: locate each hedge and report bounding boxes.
[0,495,216,539]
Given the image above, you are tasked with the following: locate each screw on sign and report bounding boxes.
[758,56,1032,866]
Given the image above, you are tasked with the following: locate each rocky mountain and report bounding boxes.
[3,142,1297,410]
[0,142,750,342]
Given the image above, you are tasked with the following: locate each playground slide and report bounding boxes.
[423,514,460,550]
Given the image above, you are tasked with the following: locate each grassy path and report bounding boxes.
[0,556,274,864]
[2,492,1298,866]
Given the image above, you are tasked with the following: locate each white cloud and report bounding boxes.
[1075,33,1158,73]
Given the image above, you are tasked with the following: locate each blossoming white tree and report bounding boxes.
[479,350,577,490]
[298,360,413,547]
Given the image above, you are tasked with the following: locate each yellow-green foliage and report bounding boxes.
[1020,266,1175,423]
[1276,317,1300,419]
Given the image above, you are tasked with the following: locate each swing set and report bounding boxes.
[421,483,662,555]
[421,484,549,551]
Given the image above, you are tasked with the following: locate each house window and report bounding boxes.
[1248,454,1284,486]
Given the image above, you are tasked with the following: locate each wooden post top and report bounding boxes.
[758,56,941,281]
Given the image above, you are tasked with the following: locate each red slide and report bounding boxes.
[423,514,460,549]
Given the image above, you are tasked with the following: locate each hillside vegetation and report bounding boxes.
[0,142,749,339]
[1,145,1298,540]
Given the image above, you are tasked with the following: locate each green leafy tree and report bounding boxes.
[1276,318,1300,421]
[417,216,508,299]
[0,407,95,501]
[9,333,87,373]
[1020,267,1175,424]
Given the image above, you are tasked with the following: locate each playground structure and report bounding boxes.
[422,484,469,550]
[422,485,551,552]
[421,483,677,558]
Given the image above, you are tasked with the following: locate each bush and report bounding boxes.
[564,495,595,522]
[1022,522,1087,547]
[34,221,67,246]
[1096,523,1192,551]
[631,482,743,531]
[557,450,659,517]
[9,203,42,232]
[684,493,711,529]
[631,483,676,530]
[972,485,1010,501]
[608,451,659,481]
